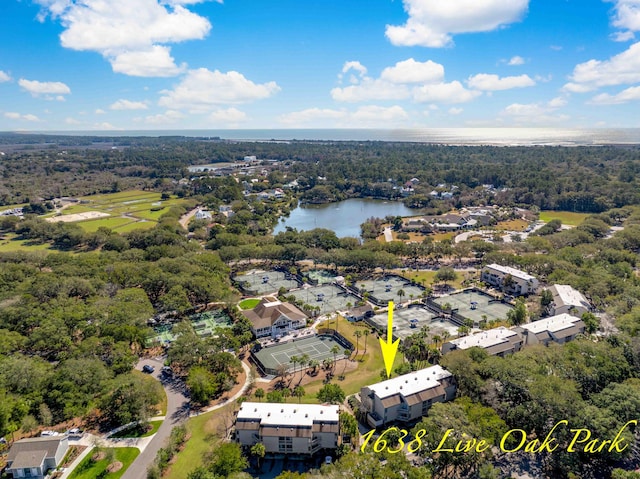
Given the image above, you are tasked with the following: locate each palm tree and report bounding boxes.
[330,345,340,372]
[308,359,319,375]
[282,388,291,403]
[363,329,370,355]
[293,386,305,403]
[342,348,351,375]
[251,443,266,472]
[354,330,363,356]
[397,289,405,302]
[290,355,299,383]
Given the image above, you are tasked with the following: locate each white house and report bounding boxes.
[194,209,212,221]
[547,284,590,316]
[235,402,340,455]
[442,327,524,357]
[360,365,456,427]
[481,264,539,296]
[518,313,586,346]
[242,297,307,338]
[6,436,69,479]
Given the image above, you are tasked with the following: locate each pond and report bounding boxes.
[273,198,422,238]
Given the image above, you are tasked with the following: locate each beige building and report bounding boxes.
[235,402,339,455]
[547,284,590,316]
[242,297,307,338]
[442,326,524,357]
[518,313,586,346]
[6,436,69,479]
[360,365,456,427]
[481,264,539,296]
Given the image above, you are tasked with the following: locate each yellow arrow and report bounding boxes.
[379,301,400,378]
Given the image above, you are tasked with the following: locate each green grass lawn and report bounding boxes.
[539,210,590,226]
[392,269,468,290]
[113,220,157,233]
[165,404,234,479]
[238,298,260,310]
[110,420,162,438]
[68,447,139,479]
[0,234,52,253]
[77,217,136,232]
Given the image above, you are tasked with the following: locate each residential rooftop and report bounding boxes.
[365,365,452,399]
[520,313,583,335]
[236,402,339,427]
[484,264,536,282]
[448,326,520,350]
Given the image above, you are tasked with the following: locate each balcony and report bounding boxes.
[367,412,384,428]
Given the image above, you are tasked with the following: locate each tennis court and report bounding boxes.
[288,284,359,315]
[233,270,300,295]
[433,289,513,324]
[368,306,452,341]
[146,310,232,345]
[357,276,425,305]
[305,269,338,285]
[253,334,348,374]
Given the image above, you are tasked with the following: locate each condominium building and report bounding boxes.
[442,326,524,357]
[481,264,539,296]
[360,365,456,428]
[235,402,339,455]
[547,284,590,316]
[517,313,586,346]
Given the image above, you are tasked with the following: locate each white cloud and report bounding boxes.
[65,117,82,125]
[589,86,640,104]
[500,97,569,124]
[18,78,71,98]
[158,68,280,112]
[278,105,408,127]
[564,42,640,92]
[507,55,525,65]
[4,112,42,122]
[449,107,463,115]
[331,79,410,102]
[34,0,217,77]
[0,71,11,82]
[413,81,481,103]
[208,108,248,124]
[608,0,640,32]
[385,0,529,47]
[110,99,149,110]
[467,73,535,90]
[143,110,185,124]
[380,58,444,84]
[93,122,122,130]
[611,30,636,41]
[95,109,106,114]
[341,61,368,78]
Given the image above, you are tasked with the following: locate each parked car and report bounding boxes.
[67,428,83,437]
[142,365,155,374]
[40,431,59,437]
[161,366,173,377]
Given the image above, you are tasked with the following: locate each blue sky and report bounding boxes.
[2,0,640,130]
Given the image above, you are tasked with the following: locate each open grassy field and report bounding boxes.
[0,234,52,253]
[165,403,235,479]
[495,219,529,231]
[238,298,261,310]
[68,447,139,479]
[52,190,188,233]
[539,210,590,226]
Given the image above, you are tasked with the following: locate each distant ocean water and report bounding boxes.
[32,128,640,146]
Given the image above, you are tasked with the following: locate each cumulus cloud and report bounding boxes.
[331,79,410,102]
[500,97,569,124]
[143,110,184,124]
[380,58,444,84]
[208,108,248,124]
[4,112,41,122]
[611,30,636,41]
[33,0,217,77]
[467,73,535,90]
[507,55,525,65]
[18,78,71,98]
[110,99,149,110]
[413,81,481,103]
[0,71,11,82]
[385,0,529,47]
[563,41,640,92]
[158,68,280,112]
[95,109,106,114]
[589,86,640,104]
[278,105,408,127]
[608,0,640,32]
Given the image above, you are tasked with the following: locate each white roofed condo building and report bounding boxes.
[517,313,585,346]
[547,284,591,316]
[442,327,524,357]
[360,365,456,428]
[234,402,340,455]
[481,264,539,296]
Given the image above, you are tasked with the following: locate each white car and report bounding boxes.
[40,431,59,437]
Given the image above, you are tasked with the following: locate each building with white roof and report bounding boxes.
[517,313,585,346]
[547,284,590,316]
[235,402,339,455]
[442,326,524,357]
[360,365,456,427]
[481,264,539,296]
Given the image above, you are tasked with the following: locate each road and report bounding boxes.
[383,227,394,242]
[120,357,191,479]
[178,207,199,230]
